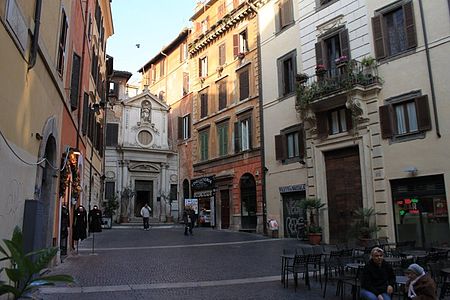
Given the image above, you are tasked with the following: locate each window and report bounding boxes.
[160,59,165,77]
[57,9,68,75]
[217,122,229,156]
[218,43,226,66]
[137,130,153,146]
[170,184,177,200]
[179,42,188,62]
[275,125,305,162]
[200,93,208,118]
[199,56,208,78]
[82,93,89,135]
[201,17,209,34]
[218,2,226,19]
[372,1,417,60]
[275,0,294,32]
[319,0,334,6]
[315,107,352,139]
[218,80,227,110]
[178,114,191,140]
[199,129,209,161]
[315,29,349,77]
[233,29,249,57]
[106,123,119,146]
[183,72,189,96]
[105,182,115,200]
[379,94,431,141]
[234,118,251,153]
[70,53,81,110]
[238,68,250,101]
[329,107,348,135]
[277,50,297,97]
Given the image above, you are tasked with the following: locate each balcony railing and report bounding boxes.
[296,59,382,113]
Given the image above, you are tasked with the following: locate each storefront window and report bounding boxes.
[391,175,449,247]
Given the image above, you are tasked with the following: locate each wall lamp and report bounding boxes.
[70,147,81,156]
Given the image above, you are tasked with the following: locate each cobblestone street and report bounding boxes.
[39,226,345,300]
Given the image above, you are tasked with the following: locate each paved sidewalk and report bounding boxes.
[38,225,346,299]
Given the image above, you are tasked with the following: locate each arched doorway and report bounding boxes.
[240,173,256,230]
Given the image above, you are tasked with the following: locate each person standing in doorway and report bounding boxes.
[140,203,152,230]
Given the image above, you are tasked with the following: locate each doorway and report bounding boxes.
[325,147,363,243]
[134,180,153,217]
[221,190,230,229]
[240,174,257,230]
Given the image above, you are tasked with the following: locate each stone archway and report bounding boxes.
[240,173,256,230]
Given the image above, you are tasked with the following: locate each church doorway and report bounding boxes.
[134,180,153,217]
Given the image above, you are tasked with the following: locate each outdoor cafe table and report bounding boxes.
[400,249,428,261]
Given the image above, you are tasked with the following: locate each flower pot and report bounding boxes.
[308,233,322,245]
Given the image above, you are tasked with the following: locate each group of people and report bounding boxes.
[360,247,437,300]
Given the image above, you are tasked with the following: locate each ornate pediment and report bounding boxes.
[128,163,160,173]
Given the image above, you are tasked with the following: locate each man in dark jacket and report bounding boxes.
[360,247,396,300]
[405,263,437,300]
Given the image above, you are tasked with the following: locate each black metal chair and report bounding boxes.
[285,254,310,291]
[307,253,323,287]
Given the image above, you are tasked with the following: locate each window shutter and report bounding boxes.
[179,44,183,62]
[233,0,239,9]
[70,54,81,110]
[234,122,240,153]
[274,1,281,33]
[345,108,353,131]
[106,123,118,146]
[372,15,386,59]
[183,72,189,96]
[403,2,417,49]
[233,34,239,57]
[187,114,191,138]
[219,43,226,66]
[82,93,89,135]
[247,118,252,150]
[379,105,394,139]
[178,117,183,139]
[205,56,208,76]
[281,0,293,28]
[339,29,350,59]
[415,95,431,131]
[315,41,324,67]
[198,58,202,77]
[298,127,305,159]
[239,70,249,100]
[275,134,286,160]
[316,111,329,139]
[219,82,227,110]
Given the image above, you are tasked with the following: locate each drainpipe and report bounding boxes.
[251,3,268,235]
[28,0,42,70]
[418,0,441,138]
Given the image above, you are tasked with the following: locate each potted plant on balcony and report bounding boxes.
[300,198,326,245]
[334,55,349,67]
[315,64,327,76]
[237,52,246,60]
[296,73,309,84]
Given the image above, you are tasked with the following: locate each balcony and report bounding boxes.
[296,59,382,115]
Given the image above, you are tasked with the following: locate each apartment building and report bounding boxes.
[187,0,264,232]
[0,0,113,260]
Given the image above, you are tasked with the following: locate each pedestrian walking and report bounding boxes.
[360,247,395,300]
[183,207,195,235]
[405,263,437,300]
[140,203,152,230]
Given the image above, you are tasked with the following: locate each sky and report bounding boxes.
[107,0,200,85]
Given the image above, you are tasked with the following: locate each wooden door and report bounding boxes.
[325,147,363,243]
[220,190,230,229]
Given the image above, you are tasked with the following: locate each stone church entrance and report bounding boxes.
[134,180,153,217]
[325,147,363,243]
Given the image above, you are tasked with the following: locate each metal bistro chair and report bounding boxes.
[281,248,296,285]
[285,253,310,291]
[307,253,323,287]
[323,250,343,298]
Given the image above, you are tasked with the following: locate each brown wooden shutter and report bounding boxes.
[198,58,202,77]
[339,29,350,59]
[403,1,417,49]
[275,134,286,161]
[316,111,329,139]
[372,15,386,59]
[233,34,239,57]
[234,122,240,153]
[315,41,324,67]
[247,118,252,149]
[219,82,227,110]
[233,0,239,9]
[415,95,431,131]
[219,43,226,65]
[379,105,394,139]
[70,53,81,110]
[274,1,281,32]
[178,117,183,139]
[239,70,249,100]
[187,114,191,138]
[345,108,353,132]
[82,93,89,135]
[298,127,305,159]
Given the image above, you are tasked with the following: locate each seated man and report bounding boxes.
[360,247,396,300]
[405,263,436,299]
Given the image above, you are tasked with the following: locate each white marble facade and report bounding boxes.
[105,86,178,222]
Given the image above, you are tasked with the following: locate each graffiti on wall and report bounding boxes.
[283,197,305,238]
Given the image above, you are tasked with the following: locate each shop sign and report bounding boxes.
[191,176,215,190]
[279,184,306,194]
[193,190,213,198]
